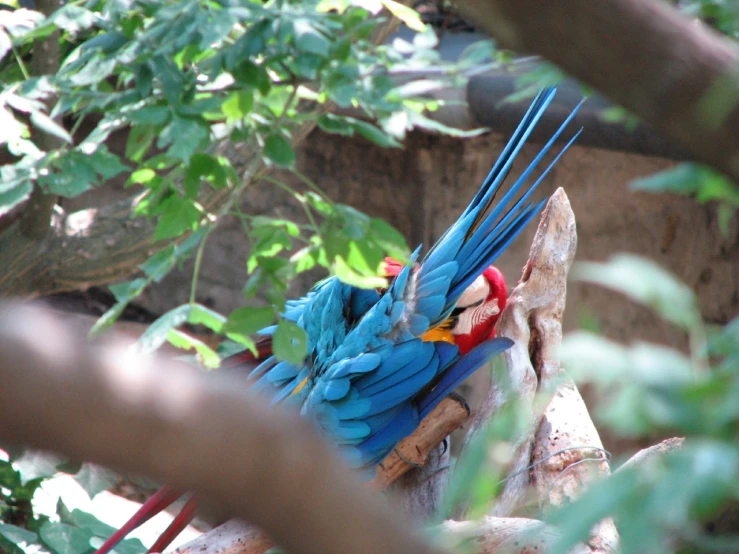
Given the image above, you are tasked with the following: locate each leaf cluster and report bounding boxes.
[0,450,145,554]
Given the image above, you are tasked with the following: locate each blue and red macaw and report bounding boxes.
[96,87,581,554]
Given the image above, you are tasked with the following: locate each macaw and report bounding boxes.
[95,87,581,554]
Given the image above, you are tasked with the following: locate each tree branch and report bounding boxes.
[19,0,62,240]
[171,382,471,554]
[454,189,618,551]
[0,303,442,554]
[454,0,739,182]
[441,516,594,554]
[615,437,685,474]
[374,393,469,489]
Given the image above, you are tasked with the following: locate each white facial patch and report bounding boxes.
[453,298,500,336]
[457,274,489,308]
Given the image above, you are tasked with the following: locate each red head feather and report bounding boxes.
[453,266,507,354]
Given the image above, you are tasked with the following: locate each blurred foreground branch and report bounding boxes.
[455,0,739,182]
[0,305,441,554]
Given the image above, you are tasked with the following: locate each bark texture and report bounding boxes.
[455,0,739,181]
[453,189,618,551]
[0,304,441,554]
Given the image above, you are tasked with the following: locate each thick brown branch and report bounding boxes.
[0,304,442,554]
[455,0,739,181]
[458,188,579,518]
[171,379,471,554]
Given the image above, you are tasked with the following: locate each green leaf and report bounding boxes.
[560,332,694,385]
[249,225,293,268]
[0,179,32,217]
[222,89,254,121]
[251,217,300,238]
[68,55,118,87]
[379,0,426,32]
[137,304,191,353]
[231,61,271,96]
[73,464,117,500]
[158,118,209,163]
[167,329,221,369]
[50,6,96,33]
[130,168,157,185]
[39,522,92,554]
[459,39,495,65]
[189,304,226,333]
[0,524,37,546]
[631,163,739,206]
[349,119,402,147]
[184,153,228,198]
[317,114,355,136]
[368,217,410,262]
[13,450,66,484]
[89,278,148,336]
[334,255,387,288]
[125,106,171,126]
[573,254,700,330]
[125,125,157,163]
[291,247,318,273]
[293,19,331,58]
[139,247,176,282]
[273,320,307,366]
[89,147,129,180]
[101,535,147,554]
[225,306,274,343]
[39,152,98,197]
[30,111,73,144]
[263,134,296,167]
[66,509,116,539]
[408,112,488,138]
[153,195,202,241]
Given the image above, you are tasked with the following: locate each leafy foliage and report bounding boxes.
[0,449,145,554]
[0,0,490,550]
[0,0,495,367]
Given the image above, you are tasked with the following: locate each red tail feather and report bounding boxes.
[95,486,183,554]
[146,496,198,554]
[95,341,274,554]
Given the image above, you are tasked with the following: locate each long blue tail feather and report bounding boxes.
[410,88,581,329]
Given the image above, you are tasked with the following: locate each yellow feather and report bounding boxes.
[421,326,455,345]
